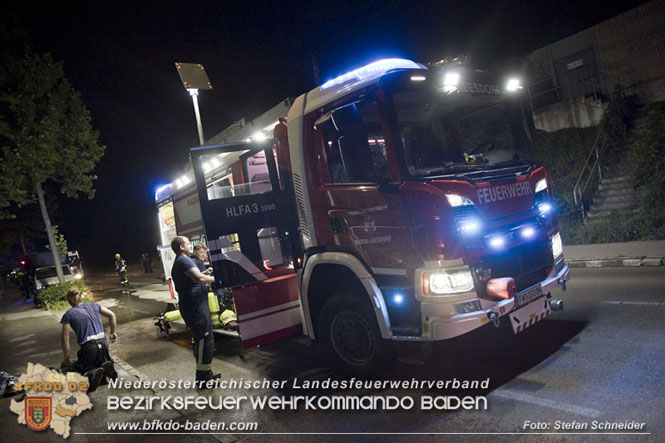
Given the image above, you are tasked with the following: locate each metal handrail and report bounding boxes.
[573,119,608,217]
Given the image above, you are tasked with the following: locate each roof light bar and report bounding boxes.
[251,131,267,142]
[176,175,192,189]
[155,184,172,201]
[321,58,422,89]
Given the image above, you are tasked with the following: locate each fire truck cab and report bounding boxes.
[184,58,570,374]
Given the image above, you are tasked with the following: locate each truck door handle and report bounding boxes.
[329,216,348,234]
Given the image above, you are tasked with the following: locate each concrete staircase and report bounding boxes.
[585,108,647,220]
[586,175,640,219]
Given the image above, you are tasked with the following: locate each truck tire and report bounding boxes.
[318,292,395,376]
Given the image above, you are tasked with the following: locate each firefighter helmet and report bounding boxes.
[220,309,237,326]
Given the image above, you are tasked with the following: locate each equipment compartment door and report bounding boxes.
[191,142,302,348]
[231,274,301,348]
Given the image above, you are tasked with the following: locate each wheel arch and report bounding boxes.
[300,251,392,340]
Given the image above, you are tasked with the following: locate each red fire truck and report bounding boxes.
[160,58,570,374]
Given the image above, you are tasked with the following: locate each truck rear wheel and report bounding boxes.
[318,293,394,375]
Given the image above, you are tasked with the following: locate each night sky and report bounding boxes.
[3,0,647,266]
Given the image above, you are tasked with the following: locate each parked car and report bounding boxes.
[34,265,79,292]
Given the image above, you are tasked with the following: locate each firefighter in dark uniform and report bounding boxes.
[170,236,220,385]
[192,243,212,275]
[60,287,118,392]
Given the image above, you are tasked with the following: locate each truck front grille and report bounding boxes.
[480,241,552,291]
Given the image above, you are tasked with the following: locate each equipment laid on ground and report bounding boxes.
[155,58,570,374]
[154,288,238,340]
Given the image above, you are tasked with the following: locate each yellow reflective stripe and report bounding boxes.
[196,363,211,370]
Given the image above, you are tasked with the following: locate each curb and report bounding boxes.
[567,257,664,268]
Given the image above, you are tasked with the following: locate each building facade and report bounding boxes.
[526,0,665,132]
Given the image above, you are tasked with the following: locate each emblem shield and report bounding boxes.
[25,397,52,431]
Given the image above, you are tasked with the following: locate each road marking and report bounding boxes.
[602,301,665,306]
[16,350,61,359]
[493,389,601,418]
[15,339,38,347]
[0,310,51,321]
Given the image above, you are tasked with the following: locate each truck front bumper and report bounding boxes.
[395,261,570,341]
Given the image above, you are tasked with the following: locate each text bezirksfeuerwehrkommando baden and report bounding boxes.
[108,394,487,411]
[106,377,489,411]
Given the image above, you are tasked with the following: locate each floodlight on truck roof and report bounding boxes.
[506,78,523,92]
[443,71,460,93]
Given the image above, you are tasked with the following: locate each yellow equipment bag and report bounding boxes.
[208,292,222,327]
[162,294,231,328]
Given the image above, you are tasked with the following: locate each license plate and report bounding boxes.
[517,284,543,306]
[511,297,552,334]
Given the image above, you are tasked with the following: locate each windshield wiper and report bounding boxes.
[487,159,531,168]
[416,164,485,176]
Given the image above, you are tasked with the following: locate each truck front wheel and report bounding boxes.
[318,293,394,375]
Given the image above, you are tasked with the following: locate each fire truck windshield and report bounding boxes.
[390,84,531,178]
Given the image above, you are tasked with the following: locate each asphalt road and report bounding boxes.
[1,267,664,442]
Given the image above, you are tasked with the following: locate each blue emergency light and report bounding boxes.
[321,59,422,89]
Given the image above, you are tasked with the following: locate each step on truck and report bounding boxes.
[163,58,571,374]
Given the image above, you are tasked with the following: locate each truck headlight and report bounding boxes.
[74,273,83,280]
[551,232,563,260]
[535,178,548,193]
[445,193,474,207]
[423,269,474,295]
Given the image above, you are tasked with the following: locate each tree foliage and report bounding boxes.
[36,280,90,311]
[0,53,105,214]
[45,225,68,259]
[599,91,639,168]
[0,51,105,281]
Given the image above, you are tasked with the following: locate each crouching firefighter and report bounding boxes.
[170,236,220,386]
[60,287,118,393]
